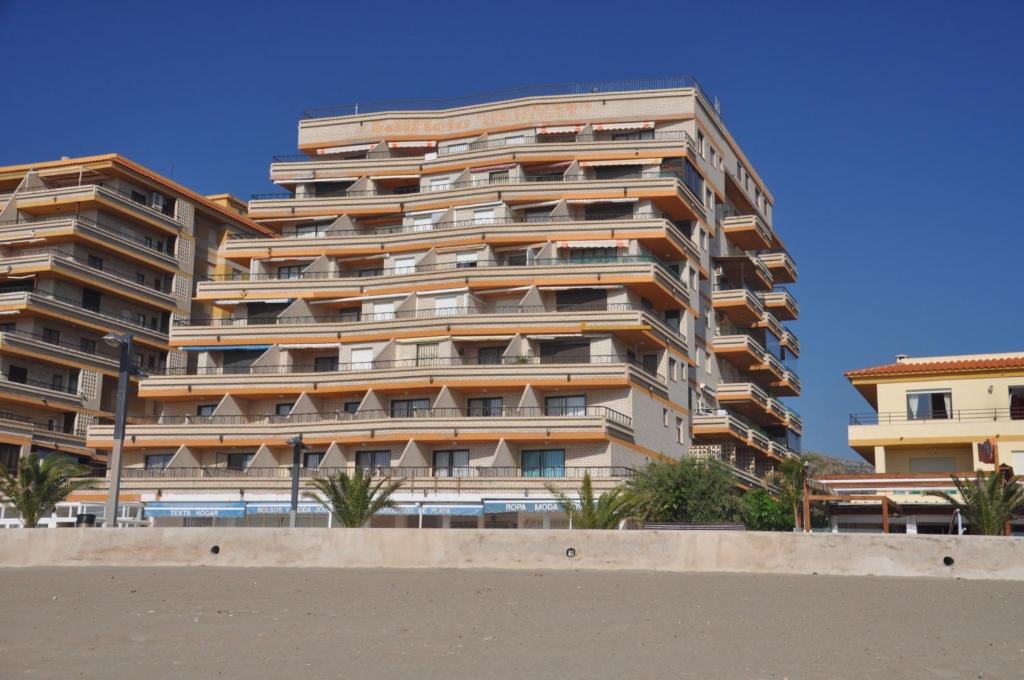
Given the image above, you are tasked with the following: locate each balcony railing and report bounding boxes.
[17,290,168,335]
[850,409,1024,425]
[15,182,180,225]
[0,214,176,258]
[250,170,689,201]
[0,328,121,362]
[174,302,679,332]
[118,465,636,480]
[32,249,172,294]
[226,212,683,241]
[0,373,78,396]
[202,254,682,283]
[301,77,714,119]
[125,405,632,428]
[151,354,666,383]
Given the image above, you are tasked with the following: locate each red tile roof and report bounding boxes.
[846,355,1024,379]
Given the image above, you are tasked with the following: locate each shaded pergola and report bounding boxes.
[802,491,903,533]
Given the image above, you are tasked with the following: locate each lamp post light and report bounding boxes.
[287,434,306,528]
[102,332,137,528]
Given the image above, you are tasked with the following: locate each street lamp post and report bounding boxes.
[103,333,134,528]
[287,434,305,528]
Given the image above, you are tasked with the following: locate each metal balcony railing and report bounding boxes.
[250,170,688,201]
[0,214,176,258]
[226,212,678,241]
[27,249,173,294]
[201,254,681,283]
[850,409,1024,425]
[122,405,632,428]
[173,302,680,334]
[1,372,79,396]
[118,465,636,480]
[301,77,714,118]
[13,290,168,335]
[0,328,121,359]
[151,354,666,383]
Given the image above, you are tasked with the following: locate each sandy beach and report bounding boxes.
[1,567,1021,679]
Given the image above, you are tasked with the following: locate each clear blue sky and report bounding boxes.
[2,0,1022,460]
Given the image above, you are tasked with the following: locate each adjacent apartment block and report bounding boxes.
[86,79,801,527]
[0,155,271,470]
[816,352,1024,534]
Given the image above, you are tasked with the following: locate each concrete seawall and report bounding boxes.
[1,529,1022,580]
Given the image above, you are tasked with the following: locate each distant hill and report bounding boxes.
[801,451,874,474]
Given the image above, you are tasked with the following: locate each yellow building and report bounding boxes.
[817,352,1024,533]
[82,79,801,528]
[0,154,271,470]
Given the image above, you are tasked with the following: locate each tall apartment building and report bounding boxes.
[0,155,271,470]
[814,352,1024,534]
[87,79,801,527]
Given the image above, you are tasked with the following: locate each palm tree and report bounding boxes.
[546,473,635,529]
[308,467,405,527]
[927,471,1024,536]
[767,457,808,530]
[0,453,92,528]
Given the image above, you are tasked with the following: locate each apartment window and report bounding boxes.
[906,390,952,420]
[314,356,338,373]
[503,135,525,146]
[473,208,495,225]
[676,417,685,444]
[42,328,61,345]
[435,296,459,316]
[275,402,294,417]
[49,374,64,392]
[455,252,478,269]
[135,313,146,326]
[433,449,470,477]
[704,187,714,209]
[222,453,254,472]
[350,348,373,371]
[6,365,27,384]
[697,131,707,158]
[430,177,451,192]
[522,449,565,477]
[82,288,101,312]
[1010,387,1024,420]
[373,302,395,320]
[415,343,439,367]
[0,322,14,333]
[643,354,659,376]
[145,454,172,470]
[412,214,436,232]
[88,255,103,270]
[488,169,509,184]
[665,310,681,333]
[359,267,384,278]
[477,347,503,365]
[131,191,147,204]
[196,404,217,417]
[444,142,469,154]
[136,272,146,285]
[343,401,360,415]
[79,338,96,354]
[390,398,430,418]
[355,450,391,470]
[276,265,303,280]
[544,394,586,417]
[662,408,670,427]
[669,358,678,381]
[467,397,503,417]
[612,130,654,141]
[393,257,416,275]
[303,452,324,470]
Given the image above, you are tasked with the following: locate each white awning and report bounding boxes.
[212,299,288,306]
[388,140,437,148]
[311,292,407,304]
[536,125,583,135]
[510,199,561,210]
[593,121,654,131]
[317,142,375,155]
[537,285,623,291]
[394,335,453,344]
[288,343,340,349]
[416,287,469,296]
[565,197,639,204]
[579,159,657,167]
[473,286,533,296]
[288,176,360,183]
[555,240,626,249]
[368,174,420,180]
